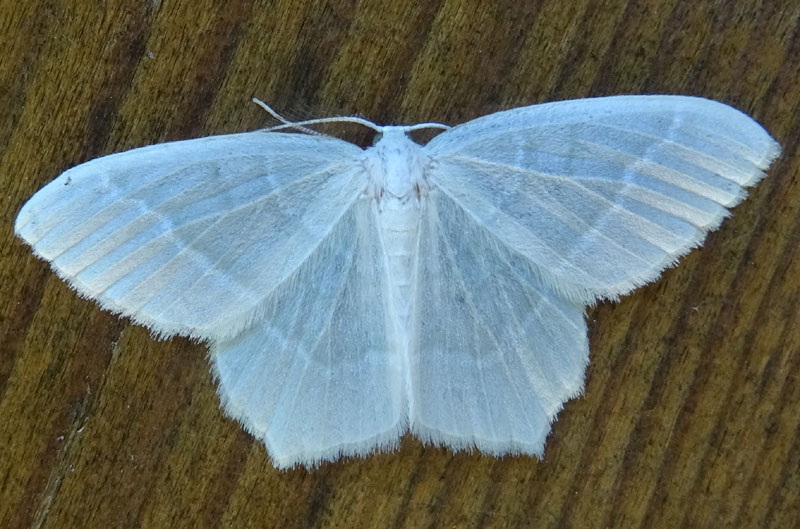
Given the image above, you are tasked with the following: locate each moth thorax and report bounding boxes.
[367,127,429,200]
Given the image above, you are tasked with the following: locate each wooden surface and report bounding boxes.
[1,1,798,528]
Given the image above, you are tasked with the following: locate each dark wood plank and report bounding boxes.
[1,1,798,528]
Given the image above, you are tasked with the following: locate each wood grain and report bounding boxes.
[1,1,798,528]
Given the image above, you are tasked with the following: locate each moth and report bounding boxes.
[15,96,780,468]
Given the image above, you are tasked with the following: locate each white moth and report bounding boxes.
[15,96,779,469]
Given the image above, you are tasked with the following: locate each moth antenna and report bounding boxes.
[405,122,451,132]
[252,98,322,136]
